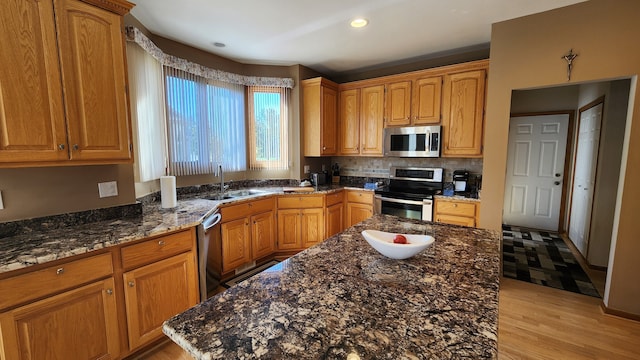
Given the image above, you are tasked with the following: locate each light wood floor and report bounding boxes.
[140,277,640,359]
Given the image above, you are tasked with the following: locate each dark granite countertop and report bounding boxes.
[0,185,374,274]
[163,214,501,359]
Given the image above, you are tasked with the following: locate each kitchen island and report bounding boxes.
[163,214,501,359]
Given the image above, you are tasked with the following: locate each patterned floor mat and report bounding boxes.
[502,225,600,297]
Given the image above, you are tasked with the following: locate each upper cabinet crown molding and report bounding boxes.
[78,0,134,15]
[0,0,134,168]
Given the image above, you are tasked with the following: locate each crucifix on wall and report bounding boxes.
[562,49,578,81]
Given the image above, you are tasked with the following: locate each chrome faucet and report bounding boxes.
[219,164,225,197]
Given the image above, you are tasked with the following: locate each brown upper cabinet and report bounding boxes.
[302,77,339,156]
[441,69,486,158]
[336,59,487,157]
[338,84,384,156]
[385,75,442,127]
[0,0,134,167]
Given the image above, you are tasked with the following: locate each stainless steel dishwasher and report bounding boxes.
[196,210,221,301]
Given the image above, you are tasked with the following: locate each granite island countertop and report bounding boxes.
[163,214,501,360]
[0,185,371,274]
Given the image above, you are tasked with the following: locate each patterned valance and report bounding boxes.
[125,26,295,89]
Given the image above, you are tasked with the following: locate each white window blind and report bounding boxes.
[126,42,167,182]
[164,67,246,176]
[248,86,290,170]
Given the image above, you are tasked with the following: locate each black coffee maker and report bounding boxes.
[453,170,470,194]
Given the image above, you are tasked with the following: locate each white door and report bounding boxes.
[503,114,569,230]
[569,103,603,256]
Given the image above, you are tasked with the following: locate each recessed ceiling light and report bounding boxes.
[350,18,368,28]
[213,42,226,48]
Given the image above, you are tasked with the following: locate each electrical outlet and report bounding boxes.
[0,190,4,210]
[321,164,326,171]
[303,165,310,174]
[98,181,118,198]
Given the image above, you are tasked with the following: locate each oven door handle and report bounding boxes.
[375,195,425,206]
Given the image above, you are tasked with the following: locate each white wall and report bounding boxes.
[483,0,640,315]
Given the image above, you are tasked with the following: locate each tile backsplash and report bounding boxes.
[331,156,483,182]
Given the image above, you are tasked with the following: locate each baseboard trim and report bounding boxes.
[601,302,640,322]
[588,264,608,271]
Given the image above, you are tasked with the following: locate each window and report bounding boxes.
[248,86,289,170]
[164,67,246,176]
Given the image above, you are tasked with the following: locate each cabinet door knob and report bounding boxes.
[106,288,113,295]
[72,144,79,151]
[323,146,326,150]
[158,240,165,246]
[128,281,135,287]
[58,144,65,150]
[56,268,64,275]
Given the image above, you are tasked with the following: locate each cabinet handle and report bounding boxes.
[106,288,113,295]
[128,281,135,287]
[72,144,79,151]
[58,144,65,150]
[323,146,326,150]
[56,268,64,275]
[453,203,458,207]
[158,240,165,246]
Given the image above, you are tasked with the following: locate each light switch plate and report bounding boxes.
[98,181,118,198]
[304,165,310,174]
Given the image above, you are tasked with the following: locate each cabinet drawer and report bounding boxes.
[278,195,323,209]
[435,214,476,227]
[325,191,344,206]
[347,190,374,204]
[435,200,476,217]
[221,197,275,221]
[121,229,194,270]
[0,253,113,310]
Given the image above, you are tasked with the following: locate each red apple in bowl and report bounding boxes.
[393,234,408,244]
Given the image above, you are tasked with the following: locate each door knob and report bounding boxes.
[555,173,562,177]
[554,181,560,185]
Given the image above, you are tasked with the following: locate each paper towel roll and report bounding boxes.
[160,176,177,208]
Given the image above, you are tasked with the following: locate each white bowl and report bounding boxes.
[361,230,434,259]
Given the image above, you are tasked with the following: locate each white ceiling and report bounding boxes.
[130,0,586,77]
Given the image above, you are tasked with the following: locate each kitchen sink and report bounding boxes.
[207,194,233,200]
[206,188,272,201]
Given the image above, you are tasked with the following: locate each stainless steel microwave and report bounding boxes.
[384,126,441,157]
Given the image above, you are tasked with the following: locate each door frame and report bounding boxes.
[567,96,605,257]
[508,110,576,232]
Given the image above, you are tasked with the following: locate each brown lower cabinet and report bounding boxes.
[122,252,198,350]
[0,228,199,360]
[0,277,120,360]
[276,194,325,251]
[345,190,374,227]
[434,199,480,227]
[325,190,345,237]
[214,197,276,275]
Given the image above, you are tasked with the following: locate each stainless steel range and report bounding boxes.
[374,166,444,221]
